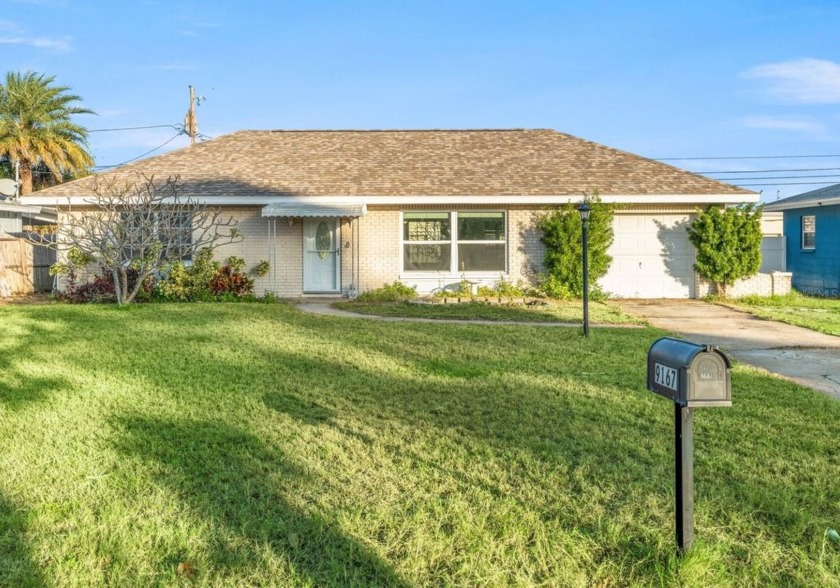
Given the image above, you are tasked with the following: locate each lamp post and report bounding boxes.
[578,202,591,337]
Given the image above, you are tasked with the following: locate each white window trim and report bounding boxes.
[801,215,815,250]
[399,210,508,277]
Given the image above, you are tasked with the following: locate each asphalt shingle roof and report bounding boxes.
[31,129,753,198]
[765,183,840,210]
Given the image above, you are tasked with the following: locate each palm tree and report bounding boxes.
[0,71,94,195]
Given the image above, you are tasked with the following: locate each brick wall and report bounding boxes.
[356,208,400,292]
[355,206,546,294]
[212,207,300,297]
[508,207,545,285]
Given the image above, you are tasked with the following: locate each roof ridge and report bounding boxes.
[238,128,553,134]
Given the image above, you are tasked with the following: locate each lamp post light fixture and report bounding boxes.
[578,201,591,337]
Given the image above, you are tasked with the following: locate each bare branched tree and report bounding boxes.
[47,173,242,304]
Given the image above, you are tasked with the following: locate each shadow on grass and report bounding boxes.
[0,494,44,588]
[0,308,72,410]
[5,303,837,582]
[234,316,840,581]
[111,415,408,587]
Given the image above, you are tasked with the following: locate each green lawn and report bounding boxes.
[332,299,643,325]
[730,292,840,336]
[0,303,838,586]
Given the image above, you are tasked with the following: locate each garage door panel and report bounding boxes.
[600,213,696,298]
[615,235,646,251]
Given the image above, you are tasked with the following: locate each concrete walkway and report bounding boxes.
[617,300,840,399]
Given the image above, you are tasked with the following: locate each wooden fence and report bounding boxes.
[0,234,55,296]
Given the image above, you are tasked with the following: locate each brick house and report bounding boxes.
[24,129,758,298]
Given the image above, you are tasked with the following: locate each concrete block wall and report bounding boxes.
[696,271,792,298]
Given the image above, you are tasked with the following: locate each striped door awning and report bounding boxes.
[261,202,367,218]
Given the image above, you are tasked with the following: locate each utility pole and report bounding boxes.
[185,85,197,146]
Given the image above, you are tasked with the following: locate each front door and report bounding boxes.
[303,218,340,293]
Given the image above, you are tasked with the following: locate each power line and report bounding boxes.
[88,124,181,133]
[737,181,840,187]
[657,154,840,161]
[93,133,184,169]
[698,166,840,174]
[717,173,840,181]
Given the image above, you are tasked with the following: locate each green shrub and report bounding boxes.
[155,249,253,301]
[155,249,218,301]
[355,282,417,302]
[495,277,527,298]
[251,260,270,277]
[225,256,246,273]
[210,264,254,298]
[688,204,763,297]
[475,278,533,298]
[537,192,615,299]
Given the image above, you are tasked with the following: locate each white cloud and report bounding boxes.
[174,16,219,29]
[173,15,219,37]
[30,36,72,51]
[10,0,68,5]
[742,58,840,104]
[145,62,197,71]
[0,35,72,52]
[94,109,124,118]
[740,115,826,135]
[0,17,72,52]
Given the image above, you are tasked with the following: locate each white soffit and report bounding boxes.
[765,196,840,211]
[0,202,58,220]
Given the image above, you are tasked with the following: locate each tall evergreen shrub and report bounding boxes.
[687,204,763,297]
[537,194,615,299]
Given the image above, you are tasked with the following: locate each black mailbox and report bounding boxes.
[647,337,731,407]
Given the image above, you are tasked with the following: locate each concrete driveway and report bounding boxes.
[617,300,840,399]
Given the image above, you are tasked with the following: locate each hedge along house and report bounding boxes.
[765,184,840,296]
[24,129,757,298]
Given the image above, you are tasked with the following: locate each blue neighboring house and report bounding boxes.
[765,184,840,296]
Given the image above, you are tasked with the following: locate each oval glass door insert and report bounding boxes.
[315,221,331,260]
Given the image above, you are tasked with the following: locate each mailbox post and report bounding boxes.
[647,337,731,554]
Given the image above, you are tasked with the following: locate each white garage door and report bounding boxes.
[599,214,696,298]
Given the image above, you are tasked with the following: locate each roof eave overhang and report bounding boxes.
[23,193,759,207]
[0,202,58,220]
[765,196,840,211]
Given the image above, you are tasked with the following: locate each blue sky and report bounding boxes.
[4,0,840,200]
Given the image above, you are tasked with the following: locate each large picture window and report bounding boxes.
[802,215,815,250]
[402,211,506,273]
